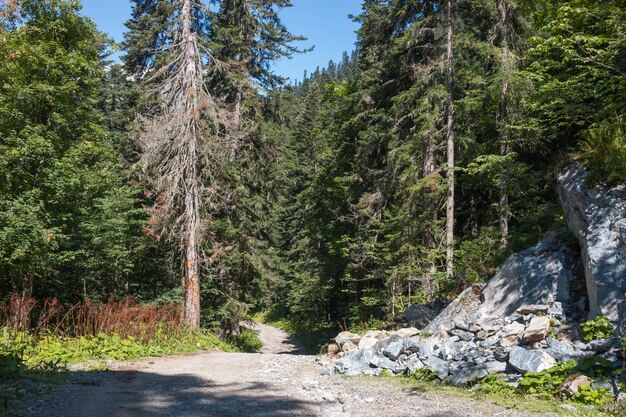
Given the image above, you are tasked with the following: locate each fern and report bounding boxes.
[579,117,626,185]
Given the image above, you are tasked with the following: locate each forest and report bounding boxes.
[0,0,624,347]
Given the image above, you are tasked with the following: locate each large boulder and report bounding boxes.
[556,162,626,333]
[477,231,579,319]
[508,346,556,374]
[423,232,579,336]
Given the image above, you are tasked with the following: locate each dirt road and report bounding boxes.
[25,324,544,417]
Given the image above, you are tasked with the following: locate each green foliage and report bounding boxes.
[0,0,149,301]
[0,354,27,379]
[0,327,235,372]
[479,374,517,394]
[580,317,615,343]
[576,356,615,380]
[572,383,612,406]
[580,117,626,186]
[234,329,263,353]
[407,368,437,382]
[518,361,577,395]
[510,358,618,408]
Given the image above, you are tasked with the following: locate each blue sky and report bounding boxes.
[80,0,362,84]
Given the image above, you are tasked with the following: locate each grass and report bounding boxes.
[372,373,620,417]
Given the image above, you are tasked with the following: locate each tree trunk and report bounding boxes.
[445,0,455,280]
[181,0,201,330]
[21,273,33,300]
[497,0,511,248]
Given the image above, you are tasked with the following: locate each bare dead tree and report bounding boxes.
[496,0,519,248]
[445,0,455,280]
[135,0,235,329]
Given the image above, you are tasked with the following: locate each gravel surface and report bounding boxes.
[24,324,555,417]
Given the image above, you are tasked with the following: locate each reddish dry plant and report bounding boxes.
[0,295,183,342]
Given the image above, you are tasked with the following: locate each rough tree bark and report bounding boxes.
[180,0,201,329]
[445,0,455,280]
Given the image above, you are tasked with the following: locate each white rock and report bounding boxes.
[523,316,551,343]
[394,327,420,338]
[504,321,526,336]
[341,341,358,352]
[335,331,361,348]
[508,346,556,373]
[358,337,378,350]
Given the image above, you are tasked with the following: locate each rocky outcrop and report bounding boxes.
[423,231,581,336]
[557,162,626,333]
[331,163,626,391]
[330,231,623,392]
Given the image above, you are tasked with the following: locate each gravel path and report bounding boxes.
[24,325,552,417]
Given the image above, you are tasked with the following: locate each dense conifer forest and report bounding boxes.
[0,0,624,338]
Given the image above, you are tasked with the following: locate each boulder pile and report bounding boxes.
[330,233,625,393]
[333,303,622,387]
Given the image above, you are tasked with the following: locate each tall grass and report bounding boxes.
[0,295,183,343]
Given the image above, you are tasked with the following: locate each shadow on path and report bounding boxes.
[31,369,319,417]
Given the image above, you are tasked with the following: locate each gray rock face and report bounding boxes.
[508,346,556,374]
[422,287,478,334]
[477,231,578,319]
[413,232,579,342]
[557,162,626,333]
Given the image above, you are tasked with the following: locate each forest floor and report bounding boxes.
[20,323,579,417]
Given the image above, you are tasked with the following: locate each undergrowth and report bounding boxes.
[580,316,615,343]
[395,370,619,417]
[0,295,241,378]
[0,326,235,372]
[475,357,622,415]
[234,329,263,353]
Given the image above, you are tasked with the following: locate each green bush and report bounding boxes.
[518,361,577,395]
[407,368,436,382]
[573,383,612,406]
[235,329,263,353]
[580,316,615,343]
